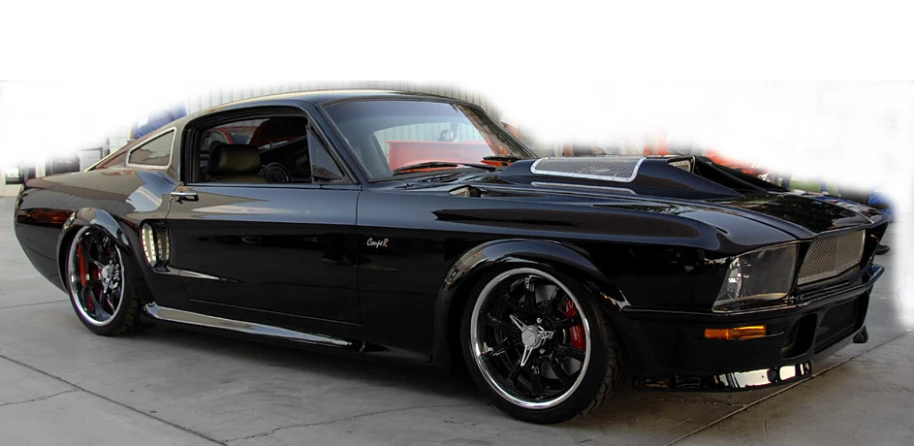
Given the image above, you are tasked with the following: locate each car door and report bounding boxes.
[164,110,362,323]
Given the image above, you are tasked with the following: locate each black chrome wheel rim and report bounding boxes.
[66,227,124,326]
[470,268,591,409]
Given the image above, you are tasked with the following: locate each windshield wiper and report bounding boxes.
[393,162,497,174]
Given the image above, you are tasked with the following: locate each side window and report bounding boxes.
[198,121,261,175]
[128,130,175,167]
[308,130,345,183]
[191,115,349,185]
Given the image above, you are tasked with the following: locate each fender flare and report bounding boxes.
[431,238,628,367]
[56,208,136,286]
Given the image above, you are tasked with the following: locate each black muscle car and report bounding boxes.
[13,90,888,424]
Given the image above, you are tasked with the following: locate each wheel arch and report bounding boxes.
[56,208,139,289]
[433,238,629,369]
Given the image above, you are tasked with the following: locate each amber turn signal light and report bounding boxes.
[704,325,766,340]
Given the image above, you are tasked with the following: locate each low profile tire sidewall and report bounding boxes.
[65,226,135,336]
[460,264,615,424]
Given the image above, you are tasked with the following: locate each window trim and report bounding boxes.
[88,146,129,171]
[126,127,177,170]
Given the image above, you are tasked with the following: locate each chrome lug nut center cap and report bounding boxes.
[508,313,556,367]
[100,264,118,289]
[521,326,546,349]
[518,325,554,367]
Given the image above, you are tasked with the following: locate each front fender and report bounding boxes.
[431,238,627,367]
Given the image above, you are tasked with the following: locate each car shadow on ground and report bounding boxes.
[127,319,753,419]
[136,323,487,401]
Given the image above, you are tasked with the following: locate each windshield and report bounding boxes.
[323,100,535,180]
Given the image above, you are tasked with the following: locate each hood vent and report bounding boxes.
[530,157,645,183]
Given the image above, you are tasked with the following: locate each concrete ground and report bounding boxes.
[1,197,911,446]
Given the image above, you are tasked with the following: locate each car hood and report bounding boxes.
[433,156,886,241]
[707,193,884,236]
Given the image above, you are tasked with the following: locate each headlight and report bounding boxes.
[713,245,798,312]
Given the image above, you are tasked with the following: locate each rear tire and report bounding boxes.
[64,226,148,336]
[460,265,626,424]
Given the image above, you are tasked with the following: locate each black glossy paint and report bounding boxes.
[13,90,888,380]
[165,184,361,323]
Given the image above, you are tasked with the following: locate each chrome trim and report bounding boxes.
[530,157,645,183]
[717,362,811,389]
[85,149,122,171]
[635,361,812,391]
[67,226,126,327]
[668,156,695,172]
[169,191,199,202]
[177,269,233,281]
[144,303,353,348]
[126,127,177,170]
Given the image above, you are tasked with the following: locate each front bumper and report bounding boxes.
[614,264,884,390]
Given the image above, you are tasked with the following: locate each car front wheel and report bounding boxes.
[461,266,626,424]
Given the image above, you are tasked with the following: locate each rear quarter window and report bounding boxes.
[128,130,175,167]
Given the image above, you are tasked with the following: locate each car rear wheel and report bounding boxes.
[65,226,146,336]
[461,266,626,424]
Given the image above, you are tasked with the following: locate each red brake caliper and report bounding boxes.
[77,244,94,312]
[565,300,586,350]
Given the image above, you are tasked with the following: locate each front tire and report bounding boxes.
[65,226,147,336]
[461,266,625,424]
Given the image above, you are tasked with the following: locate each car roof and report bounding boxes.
[218,89,469,109]
[176,89,482,128]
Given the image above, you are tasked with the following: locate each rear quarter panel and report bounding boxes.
[13,168,176,289]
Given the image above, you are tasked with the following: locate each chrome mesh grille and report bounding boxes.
[530,157,644,183]
[798,230,865,285]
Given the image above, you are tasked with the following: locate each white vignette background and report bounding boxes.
[1,1,912,327]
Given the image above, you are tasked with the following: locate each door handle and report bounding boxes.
[170,191,199,202]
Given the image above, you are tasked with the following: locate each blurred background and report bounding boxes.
[1,81,910,222]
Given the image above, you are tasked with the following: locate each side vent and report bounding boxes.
[140,221,171,269]
[668,156,695,172]
[449,186,482,197]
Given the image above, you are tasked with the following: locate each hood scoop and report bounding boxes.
[499,156,787,200]
[530,156,644,183]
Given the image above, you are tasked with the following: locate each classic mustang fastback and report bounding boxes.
[13,90,887,423]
